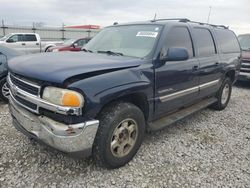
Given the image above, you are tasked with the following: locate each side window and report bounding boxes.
[164,27,194,58]
[24,34,37,42]
[76,39,86,47]
[215,29,240,53]
[8,35,19,42]
[193,28,216,57]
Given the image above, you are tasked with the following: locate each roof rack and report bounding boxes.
[151,18,229,29]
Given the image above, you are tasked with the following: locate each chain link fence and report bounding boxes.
[0,20,100,41]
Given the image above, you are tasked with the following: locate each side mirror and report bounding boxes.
[6,38,15,43]
[73,43,78,48]
[160,47,189,62]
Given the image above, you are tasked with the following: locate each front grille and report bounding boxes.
[9,73,41,113]
[240,60,250,73]
[10,74,40,96]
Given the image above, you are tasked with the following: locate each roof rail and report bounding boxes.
[151,18,190,23]
[151,18,228,29]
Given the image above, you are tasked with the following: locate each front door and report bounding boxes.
[155,26,199,118]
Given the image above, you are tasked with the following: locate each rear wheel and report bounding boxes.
[0,78,9,102]
[93,102,145,169]
[211,77,232,110]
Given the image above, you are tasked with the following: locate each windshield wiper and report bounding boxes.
[97,50,123,56]
[81,48,93,53]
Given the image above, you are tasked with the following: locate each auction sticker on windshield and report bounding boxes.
[136,31,158,38]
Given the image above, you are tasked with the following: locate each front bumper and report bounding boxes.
[9,97,99,156]
[238,72,250,81]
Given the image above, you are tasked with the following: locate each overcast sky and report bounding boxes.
[0,0,250,34]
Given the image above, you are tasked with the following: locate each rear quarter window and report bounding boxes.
[215,29,240,53]
[24,34,37,42]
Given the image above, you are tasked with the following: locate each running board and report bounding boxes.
[148,97,217,131]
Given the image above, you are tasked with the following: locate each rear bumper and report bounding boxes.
[238,72,250,81]
[9,97,99,156]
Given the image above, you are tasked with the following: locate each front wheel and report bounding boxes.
[0,78,9,102]
[93,102,145,169]
[211,77,232,110]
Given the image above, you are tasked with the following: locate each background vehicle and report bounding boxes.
[7,19,241,169]
[0,45,23,101]
[47,38,91,52]
[238,34,250,81]
[0,33,63,54]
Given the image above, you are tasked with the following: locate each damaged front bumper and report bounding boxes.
[9,97,99,156]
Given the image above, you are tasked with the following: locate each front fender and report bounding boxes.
[68,64,154,120]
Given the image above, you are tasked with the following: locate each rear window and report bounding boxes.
[193,28,216,57]
[24,34,37,41]
[215,29,240,53]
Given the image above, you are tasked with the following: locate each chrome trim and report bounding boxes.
[159,79,220,102]
[9,98,99,153]
[199,79,220,89]
[9,73,41,96]
[7,74,82,116]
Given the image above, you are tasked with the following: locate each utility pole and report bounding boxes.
[207,6,212,24]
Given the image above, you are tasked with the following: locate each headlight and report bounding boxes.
[42,87,84,107]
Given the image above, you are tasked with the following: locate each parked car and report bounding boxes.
[0,45,23,102]
[47,38,91,52]
[238,34,250,81]
[0,33,63,54]
[7,19,241,169]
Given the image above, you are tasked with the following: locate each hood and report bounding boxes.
[8,52,143,84]
[50,45,70,50]
[242,50,250,61]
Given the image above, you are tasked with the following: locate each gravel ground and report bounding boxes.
[0,83,250,188]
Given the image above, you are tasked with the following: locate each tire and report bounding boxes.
[0,77,9,102]
[211,77,232,110]
[93,102,146,169]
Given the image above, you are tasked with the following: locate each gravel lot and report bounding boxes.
[0,83,250,188]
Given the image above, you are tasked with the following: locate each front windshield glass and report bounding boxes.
[238,35,250,50]
[84,24,163,58]
[63,39,76,46]
[0,33,12,41]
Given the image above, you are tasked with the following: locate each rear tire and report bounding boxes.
[211,77,232,110]
[93,102,145,169]
[0,78,9,102]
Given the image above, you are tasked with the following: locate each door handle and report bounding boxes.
[22,43,26,46]
[36,43,39,45]
[193,65,199,70]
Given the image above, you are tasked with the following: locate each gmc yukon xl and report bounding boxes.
[7,19,241,168]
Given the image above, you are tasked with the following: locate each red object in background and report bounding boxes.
[47,38,91,52]
[65,25,101,30]
[242,51,250,61]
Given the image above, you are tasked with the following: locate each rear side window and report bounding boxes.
[193,28,216,57]
[24,34,37,41]
[164,27,194,57]
[215,30,240,53]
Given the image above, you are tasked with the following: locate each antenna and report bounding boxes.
[207,6,212,23]
[153,13,157,21]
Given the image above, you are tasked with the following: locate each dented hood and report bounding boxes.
[8,52,143,84]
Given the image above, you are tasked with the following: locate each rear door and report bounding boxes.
[191,27,221,98]
[24,34,40,54]
[155,26,200,118]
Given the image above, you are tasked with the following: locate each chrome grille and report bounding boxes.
[240,60,250,73]
[8,73,41,113]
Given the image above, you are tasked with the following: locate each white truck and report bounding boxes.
[0,33,63,54]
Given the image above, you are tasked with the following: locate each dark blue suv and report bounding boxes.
[7,19,241,168]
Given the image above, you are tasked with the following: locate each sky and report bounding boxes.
[0,0,250,34]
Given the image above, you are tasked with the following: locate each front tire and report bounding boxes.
[93,102,145,169]
[211,77,232,110]
[0,78,9,102]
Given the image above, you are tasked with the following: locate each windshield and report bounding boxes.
[84,24,162,58]
[63,39,76,46]
[238,35,250,50]
[0,33,12,41]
